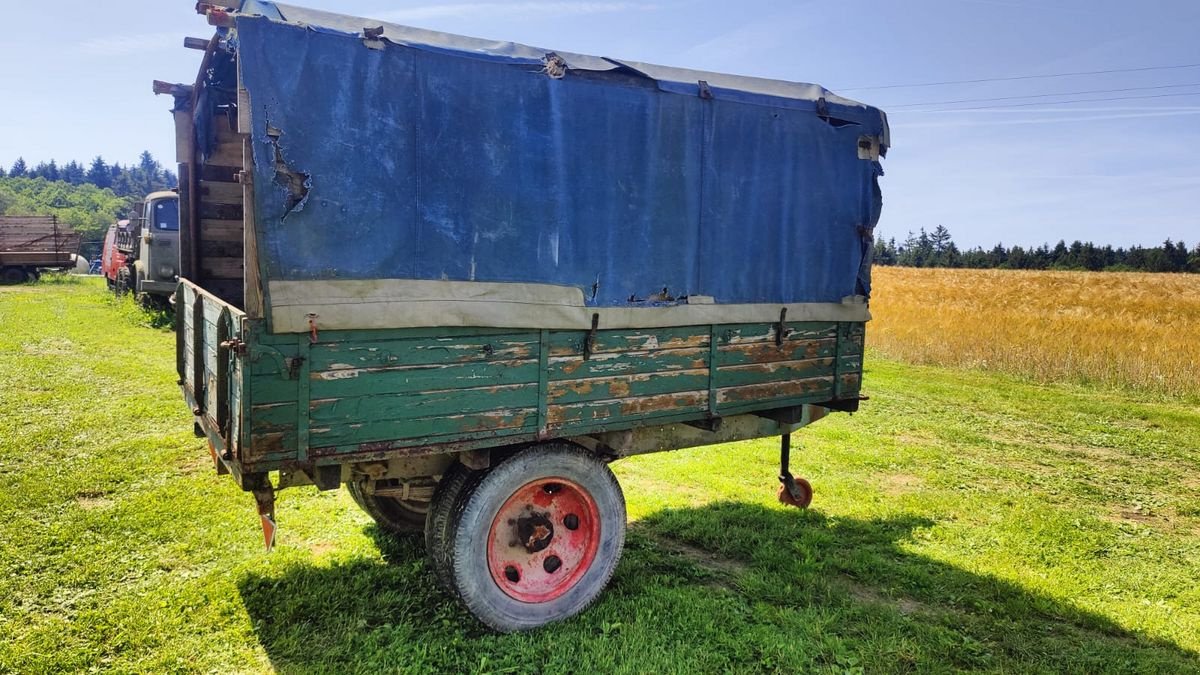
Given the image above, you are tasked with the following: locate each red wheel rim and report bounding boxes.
[486,477,601,603]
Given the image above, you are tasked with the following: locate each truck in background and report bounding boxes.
[0,215,81,284]
[103,191,181,304]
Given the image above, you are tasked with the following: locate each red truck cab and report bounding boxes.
[101,220,130,291]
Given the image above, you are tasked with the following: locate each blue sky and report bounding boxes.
[0,0,1196,248]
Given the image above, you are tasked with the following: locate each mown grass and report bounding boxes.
[1,278,1198,673]
[870,267,1200,401]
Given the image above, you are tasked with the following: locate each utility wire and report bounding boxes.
[885,82,1200,108]
[897,91,1200,112]
[836,63,1200,91]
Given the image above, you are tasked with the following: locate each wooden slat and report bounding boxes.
[309,359,539,399]
[309,383,538,425]
[715,376,834,406]
[549,347,708,381]
[546,369,708,405]
[309,409,536,448]
[308,334,537,372]
[547,326,709,357]
[715,338,838,366]
[546,390,708,428]
[200,257,243,279]
[199,180,242,203]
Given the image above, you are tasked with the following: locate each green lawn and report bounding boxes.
[2,278,1198,673]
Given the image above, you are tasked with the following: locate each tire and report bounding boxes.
[346,479,427,535]
[425,461,485,594]
[115,267,131,296]
[1,267,24,285]
[25,269,40,283]
[444,442,626,632]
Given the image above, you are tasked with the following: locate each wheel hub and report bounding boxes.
[487,478,601,603]
[516,513,555,552]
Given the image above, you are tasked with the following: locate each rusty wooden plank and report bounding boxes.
[716,338,838,366]
[546,368,708,405]
[310,383,538,424]
[547,325,710,357]
[309,358,539,399]
[549,347,708,381]
[715,376,834,406]
[308,334,538,372]
[310,409,536,448]
[716,357,837,388]
[545,390,708,428]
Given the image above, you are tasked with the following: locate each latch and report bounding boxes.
[219,338,248,355]
[583,313,600,360]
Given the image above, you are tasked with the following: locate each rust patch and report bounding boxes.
[717,377,832,404]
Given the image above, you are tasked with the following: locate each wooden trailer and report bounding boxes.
[165,1,887,631]
[0,215,81,283]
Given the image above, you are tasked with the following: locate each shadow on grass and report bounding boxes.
[238,503,1198,672]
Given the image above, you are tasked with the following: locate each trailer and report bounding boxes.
[0,215,81,283]
[164,1,887,631]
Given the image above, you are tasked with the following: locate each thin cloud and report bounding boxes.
[377,2,660,22]
[79,32,180,56]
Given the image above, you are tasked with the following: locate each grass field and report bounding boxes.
[870,267,1200,401]
[2,277,1199,673]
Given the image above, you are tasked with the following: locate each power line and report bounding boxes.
[885,82,1200,108]
[836,63,1200,92]
[896,91,1200,112]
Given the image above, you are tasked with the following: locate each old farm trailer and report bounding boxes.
[166,1,887,631]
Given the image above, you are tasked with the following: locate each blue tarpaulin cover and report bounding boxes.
[228,1,888,313]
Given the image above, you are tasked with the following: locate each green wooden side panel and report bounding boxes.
[240,319,868,467]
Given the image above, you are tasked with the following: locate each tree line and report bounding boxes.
[1,152,177,203]
[874,226,1200,274]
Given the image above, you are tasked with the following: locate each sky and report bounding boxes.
[0,0,1197,249]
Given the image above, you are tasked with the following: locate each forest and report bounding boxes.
[875,225,1200,274]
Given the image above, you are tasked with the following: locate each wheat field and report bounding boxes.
[868,267,1200,400]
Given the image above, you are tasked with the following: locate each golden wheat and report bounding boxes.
[867,267,1200,399]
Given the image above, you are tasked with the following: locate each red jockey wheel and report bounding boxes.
[486,477,601,603]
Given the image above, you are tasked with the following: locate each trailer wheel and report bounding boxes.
[425,461,484,593]
[115,267,131,296]
[1,268,24,284]
[443,443,626,632]
[25,269,40,283]
[346,479,427,535]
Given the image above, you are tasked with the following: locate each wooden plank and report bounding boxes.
[200,257,243,279]
[547,369,709,405]
[310,409,536,447]
[199,239,243,258]
[205,140,243,167]
[715,376,834,406]
[715,338,838,367]
[243,137,264,319]
[199,219,242,239]
[547,325,709,357]
[198,201,243,221]
[250,402,297,434]
[308,334,538,372]
[309,359,539,399]
[309,383,538,424]
[716,357,837,389]
[546,391,708,429]
[719,322,838,345]
[549,347,708,381]
[251,372,298,405]
[199,180,243,203]
[198,164,239,182]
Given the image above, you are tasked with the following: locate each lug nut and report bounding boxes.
[543,555,562,574]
